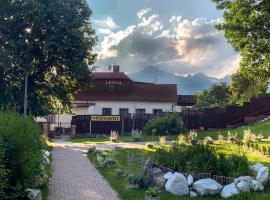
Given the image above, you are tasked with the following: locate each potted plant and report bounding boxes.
[145,187,161,200]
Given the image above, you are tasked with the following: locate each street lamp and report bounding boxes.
[23,73,28,117]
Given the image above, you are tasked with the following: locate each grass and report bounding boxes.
[88,142,270,200]
[72,119,270,144]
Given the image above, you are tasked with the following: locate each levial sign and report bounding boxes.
[91,115,121,121]
[105,80,122,85]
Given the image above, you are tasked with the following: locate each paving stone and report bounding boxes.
[49,141,120,200]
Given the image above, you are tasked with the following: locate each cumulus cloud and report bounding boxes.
[94,17,118,31]
[95,11,239,78]
[137,8,152,19]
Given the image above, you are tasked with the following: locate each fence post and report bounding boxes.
[121,119,124,135]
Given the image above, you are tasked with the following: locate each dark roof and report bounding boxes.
[93,72,130,80]
[75,81,177,102]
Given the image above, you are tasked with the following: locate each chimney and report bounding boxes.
[113,65,120,73]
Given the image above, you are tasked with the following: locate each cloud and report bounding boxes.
[137,8,151,19]
[94,17,118,30]
[95,13,239,78]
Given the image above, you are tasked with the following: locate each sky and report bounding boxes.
[88,0,240,78]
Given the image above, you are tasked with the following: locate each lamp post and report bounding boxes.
[23,73,28,117]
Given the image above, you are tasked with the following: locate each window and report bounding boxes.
[119,108,129,117]
[153,109,162,115]
[102,108,112,115]
[135,109,146,115]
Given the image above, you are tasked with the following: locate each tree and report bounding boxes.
[0,0,97,116]
[231,70,268,104]
[196,82,231,108]
[212,0,270,101]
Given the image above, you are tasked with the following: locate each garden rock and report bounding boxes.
[190,191,198,197]
[144,166,165,188]
[164,172,173,180]
[250,163,264,174]
[220,183,240,199]
[165,172,189,196]
[193,178,222,196]
[25,189,42,200]
[250,180,264,191]
[233,176,253,185]
[43,157,50,165]
[152,173,166,189]
[42,150,50,158]
[187,175,193,186]
[256,166,269,185]
[236,181,250,193]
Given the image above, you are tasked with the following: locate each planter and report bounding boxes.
[145,196,160,200]
[146,144,154,148]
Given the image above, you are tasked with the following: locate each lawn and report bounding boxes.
[88,142,270,200]
[72,119,270,144]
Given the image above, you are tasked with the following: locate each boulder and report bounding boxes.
[187,175,194,186]
[144,166,165,188]
[193,178,222,196]
[256,166,269,185]
[220,183,240,199]
[152,174,166,189]
[190,191,198,197]
[25,189,42,200]
[250,180,264,191]
[233,176,253,185]
[164,172,173,180]
[250,163,264,174]
[236,181,250,193]
[165,172,189,196]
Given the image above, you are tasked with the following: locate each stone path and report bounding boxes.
[49,140,120,200]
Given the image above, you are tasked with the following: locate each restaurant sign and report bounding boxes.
[91,115,121,121]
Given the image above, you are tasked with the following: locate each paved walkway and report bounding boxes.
[49,140,120,200]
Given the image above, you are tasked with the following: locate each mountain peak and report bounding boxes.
[130,67,231,95]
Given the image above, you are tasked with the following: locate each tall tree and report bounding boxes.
[196,82,231,108]
[212,0,270,100]
[0,0,97,116]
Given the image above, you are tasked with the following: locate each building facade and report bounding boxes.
[41,65,196,131]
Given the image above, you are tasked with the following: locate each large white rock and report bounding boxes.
[221,183,240,199]
[233,176,253,185]
[165,172,189,196]
[193,178,222,196]
[190,191,198,198]
[250,163,264,174]
[164,172,173,180]
[256,166,269,185]
[26,189,42,200]
[236,181,250,193]
[250,180,264,191]
[187,175,194,186]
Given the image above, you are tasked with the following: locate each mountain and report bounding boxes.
[129,66,231,95]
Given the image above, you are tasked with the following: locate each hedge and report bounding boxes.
[0,111,45,199]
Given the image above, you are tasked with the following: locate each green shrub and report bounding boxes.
[0,111,45,198]
[154,144,250,177]
[143,113,186,136]
[145,187,161,198]
[0,138,7,200]
[126,151,145,188]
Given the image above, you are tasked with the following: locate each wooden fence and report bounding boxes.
[71,96,270,134]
